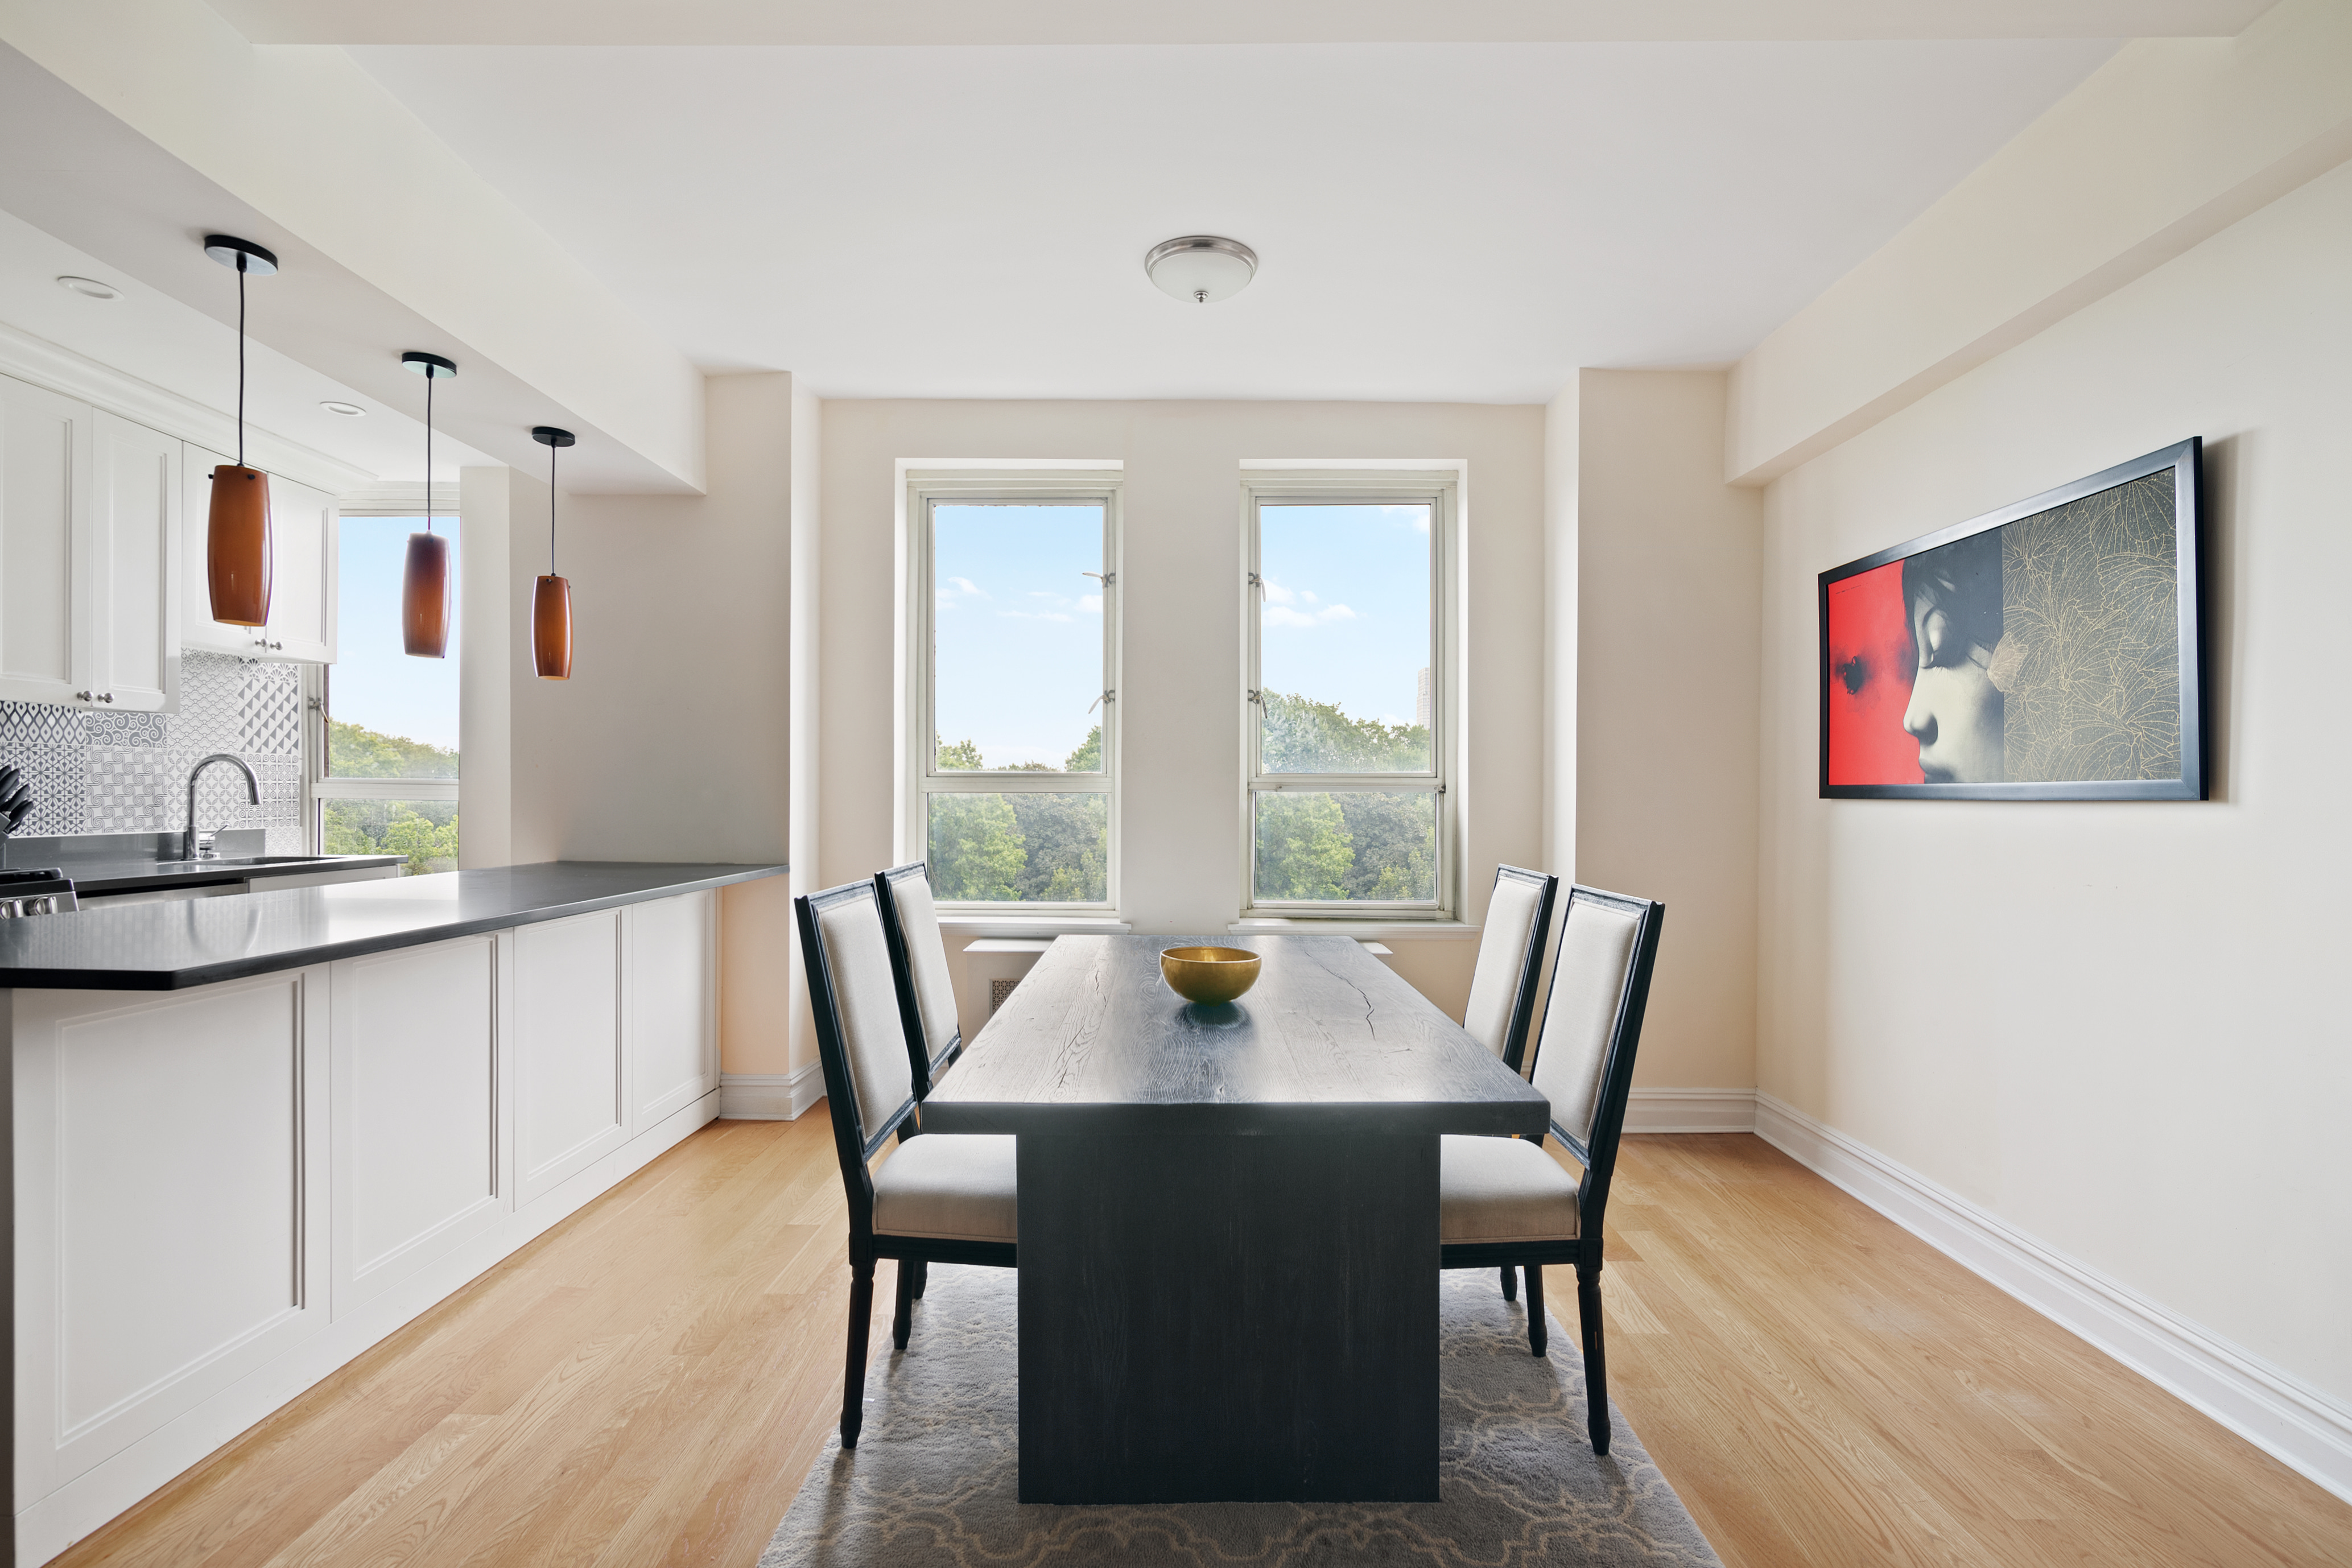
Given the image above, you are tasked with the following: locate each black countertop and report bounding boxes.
[55,853,407,896]
[0,861,787,990]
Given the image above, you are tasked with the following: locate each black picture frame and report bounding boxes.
[1818,438,2205,802]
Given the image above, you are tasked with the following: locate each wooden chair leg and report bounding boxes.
[1576,1260,1610,1454]
[1525,1262,1548,1357]
[842,1258,876,1449]
[892,1258,916,1350]
[1499,1263,1517,1302]
[910,1259,929,1299]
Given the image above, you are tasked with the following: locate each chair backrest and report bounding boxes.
[1524,884,1664,1236]
[795,881,922,1238]
[1460,864,1560,1072]
[874,861,964,1094]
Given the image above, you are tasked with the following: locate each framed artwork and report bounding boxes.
[1819,438,2204,801]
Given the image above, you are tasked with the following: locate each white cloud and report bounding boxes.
[937,575,989,607]
[1261,577,1298,606]
[1078,594,1102,614]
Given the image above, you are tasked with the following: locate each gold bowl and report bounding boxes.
[1160,945,1262,1005]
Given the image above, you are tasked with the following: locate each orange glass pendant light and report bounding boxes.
[400,352,456,658]
[529,426,575,680]
[201,236,278,627]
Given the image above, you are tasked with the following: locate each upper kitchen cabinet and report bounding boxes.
[182,445,336,664]
[0,377,181,712]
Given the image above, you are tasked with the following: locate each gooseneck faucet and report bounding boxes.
[185,753,261,861]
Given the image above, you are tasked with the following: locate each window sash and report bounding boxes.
[909,476,1121,911]
[1242,477,1455,919]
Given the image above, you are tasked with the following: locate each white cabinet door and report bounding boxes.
[627,891,719,1132]
[88,412,180,711]
[329,935,503,1317]
[181,445,335,662]
[0,373,90,705]
[513,910,628,1206]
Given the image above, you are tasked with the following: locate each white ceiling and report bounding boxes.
[351,40,2121,402]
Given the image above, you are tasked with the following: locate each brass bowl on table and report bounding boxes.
[1160,945,1262,1005]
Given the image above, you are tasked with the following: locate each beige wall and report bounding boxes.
[1757,159,2352,1404]
[815,399,1545,1042]
[480,372,797,1075]
[1571,370,1761,1091]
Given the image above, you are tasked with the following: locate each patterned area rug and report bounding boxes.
[761,1266,1721,1567]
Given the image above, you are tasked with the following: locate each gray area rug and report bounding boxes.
[761,1265,1721,1567]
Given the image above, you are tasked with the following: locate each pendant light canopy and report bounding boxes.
[202,236,278,628]
[400,352,456,658]
[530,426,575,681]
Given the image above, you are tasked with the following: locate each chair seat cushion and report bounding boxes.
[872,1133,1017,1243]
[1439,1134,1581,1245]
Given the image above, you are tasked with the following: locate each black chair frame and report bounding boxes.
[1439,884,1664,1455]
[873,861,965,1097]
[1489,864,1561,1074]
[798,881,1016,1450]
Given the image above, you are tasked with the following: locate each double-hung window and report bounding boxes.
[908,474,1119,911]
[304,513,461,874]
[1243,474,1455,919]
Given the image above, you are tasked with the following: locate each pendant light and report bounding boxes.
[400,351,457,658]
[530,426,575,680]
[201,236,278,626]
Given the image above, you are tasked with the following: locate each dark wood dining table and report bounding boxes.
[918,933,1551,1504]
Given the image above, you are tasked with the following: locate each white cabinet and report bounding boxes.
[181,444,336,663]
[0,378,183,711]
[628,890,720,1130]
[513,910,628,1206]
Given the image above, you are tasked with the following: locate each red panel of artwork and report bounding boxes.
[1824,561,1922,786]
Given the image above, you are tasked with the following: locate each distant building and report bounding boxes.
[1416,666,1432,732]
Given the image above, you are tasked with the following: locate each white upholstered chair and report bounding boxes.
[1439,884,1664,1455]
[1460,864,1560,1072]
[875,861,965,1097]
[797,880,1016,1449]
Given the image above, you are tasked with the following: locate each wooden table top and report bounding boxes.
[919,934,1550,1137]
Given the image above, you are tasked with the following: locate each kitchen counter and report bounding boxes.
[0,860,786,989]
[3,830,402,897]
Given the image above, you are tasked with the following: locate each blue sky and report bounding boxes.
[333,516,462,751]
[930,501,1431,770]
[1259,504,1432,728]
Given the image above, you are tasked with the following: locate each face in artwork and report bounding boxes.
[1900,534,2004,784]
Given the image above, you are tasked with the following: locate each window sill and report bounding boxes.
[939,914,1134,938]
[1227,917,1481,941]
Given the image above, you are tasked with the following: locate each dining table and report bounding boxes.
[918,932,1552,1504]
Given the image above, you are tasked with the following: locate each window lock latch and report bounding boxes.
[1247,688,1261,704]
[1247,572,1262,588]
[1083,571,1115,586]
[1088,689,1115,713]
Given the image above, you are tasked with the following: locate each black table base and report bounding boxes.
[1017,1130,1439,1503]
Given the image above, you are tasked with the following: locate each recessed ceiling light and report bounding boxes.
[56,275,119,300]
[1144,236,1257,304]
[320,401,365,418]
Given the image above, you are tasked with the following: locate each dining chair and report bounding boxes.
[797,880,1017,1449]
[1438,884,1664,1455]
[874,861,965,1097]
[1460,864,1560,1072]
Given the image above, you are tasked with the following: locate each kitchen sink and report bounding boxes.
[146,856,349,870]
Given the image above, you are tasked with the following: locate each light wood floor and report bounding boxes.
[54,1120,2352,1567]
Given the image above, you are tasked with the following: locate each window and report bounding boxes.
[907,474,1118,910]
[1244,475,1453,917]
[307,515,460,874]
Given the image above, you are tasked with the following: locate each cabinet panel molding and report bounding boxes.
[513,909,627,1205]
[89,412,180,711]
[628,891,719,1132]
[0,373,89,703]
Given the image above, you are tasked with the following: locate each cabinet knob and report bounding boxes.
[99,692,114,703]
[75,690,90,702]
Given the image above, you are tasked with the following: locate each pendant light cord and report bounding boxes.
[236,257,247,469]
[424,370,435,536]
[548,440,558,575]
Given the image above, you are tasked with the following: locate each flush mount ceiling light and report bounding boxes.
[201,234,279,628]
[320,400,365,417]
[55,275,119,300]
[529,426,576,681]
[400,350,457,659]
[1145,235,1257,304]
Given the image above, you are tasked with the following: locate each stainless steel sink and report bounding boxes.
[147,856,344,870]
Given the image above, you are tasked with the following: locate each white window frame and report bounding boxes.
[902,471,1121,915]
[1240,471,1458,922]
[305,506,460,854]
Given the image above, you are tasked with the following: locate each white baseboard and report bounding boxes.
[718,1063,824,1120]
[1752,1091,2352,1509]
[1623,1087,1757,1133]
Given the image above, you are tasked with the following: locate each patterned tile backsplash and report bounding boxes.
[0,652,306,855]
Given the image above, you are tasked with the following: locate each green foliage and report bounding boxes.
[1252,793,1355,899]
[1064,724,1102,773]
[329,719,459,780]
[323,799,459,875]
[936,736,984,770]
[926,793,1026,899]
[1260,691,1428,773]
[926,792,1107,904]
